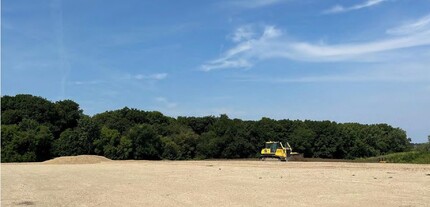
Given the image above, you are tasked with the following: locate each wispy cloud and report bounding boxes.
[201,15,430,71]
[230,25,255,42]
[323,0,386,14]
[51,0,70,99]
[201,25,282,71]
[72,73,168,85]
[73,80,103,85]
[201,59,252,71]
[134,73,168,80]
[229,0,285,9]
[155,97,177,109]
[387,14,430,35]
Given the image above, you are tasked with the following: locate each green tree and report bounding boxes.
[53,116,100,156]
[77,116,100,154]
[116,136,133,159]
[161,124,200,159]
[288,126,315,157]
[53,129,80,156]
[54,100,82,134]
[94,127,121,156]
[1,119,53,162]
[127,124,162,160]
[161,137,181,160]
[177,116,216,135]
[1,94,82,139]
[196,131,223,159]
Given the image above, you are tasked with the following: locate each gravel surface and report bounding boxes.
[2,160,430,207]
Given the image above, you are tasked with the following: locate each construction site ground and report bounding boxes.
[2,157,430,206]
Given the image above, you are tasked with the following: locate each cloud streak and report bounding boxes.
[230,25,255,42]
[323,0,386,14]
[72,73,168,85]
[51,0,70,99]
[134,73,168,80]
[73,80,103,85]
[201,15,430,71]
[229,0,285,9]
[387,14,430,35]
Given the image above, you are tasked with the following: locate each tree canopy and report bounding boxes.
[1,94,413,162]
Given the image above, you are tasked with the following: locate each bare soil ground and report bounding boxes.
[2,157,430,207]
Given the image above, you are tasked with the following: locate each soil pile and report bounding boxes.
[43,155,112,164]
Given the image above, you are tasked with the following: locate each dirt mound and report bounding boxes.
[43,155,112,164]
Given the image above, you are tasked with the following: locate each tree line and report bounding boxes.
[1,94,413,162]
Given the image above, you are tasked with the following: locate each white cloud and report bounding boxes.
[324,0,386,14]
[289,31,430,60]
[155,97,177,109]
[134,73,168,80]
[201,59,252,71]
[201,25,282,71]
[73,72,168,85]
[73,80,103,85]
[231,25,255,42]
[230,0,285,9]
[201,16,430,71]
[387,14,430,35]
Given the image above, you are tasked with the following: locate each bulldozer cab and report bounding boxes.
[265,142,283,153]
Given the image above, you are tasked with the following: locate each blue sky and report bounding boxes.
[2,0,430,142]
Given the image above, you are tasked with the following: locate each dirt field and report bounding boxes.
[2,159,430,207]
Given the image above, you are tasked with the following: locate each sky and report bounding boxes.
[2,0,430,143]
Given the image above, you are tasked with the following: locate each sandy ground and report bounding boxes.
[2,160,430,207]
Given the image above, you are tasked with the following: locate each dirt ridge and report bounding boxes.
[42,155,111,164]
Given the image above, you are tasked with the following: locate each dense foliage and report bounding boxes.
[1,94,415,162]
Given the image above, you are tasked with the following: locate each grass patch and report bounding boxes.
[357,151,430,164]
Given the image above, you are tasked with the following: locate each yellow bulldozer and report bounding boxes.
[260,141,298,161]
